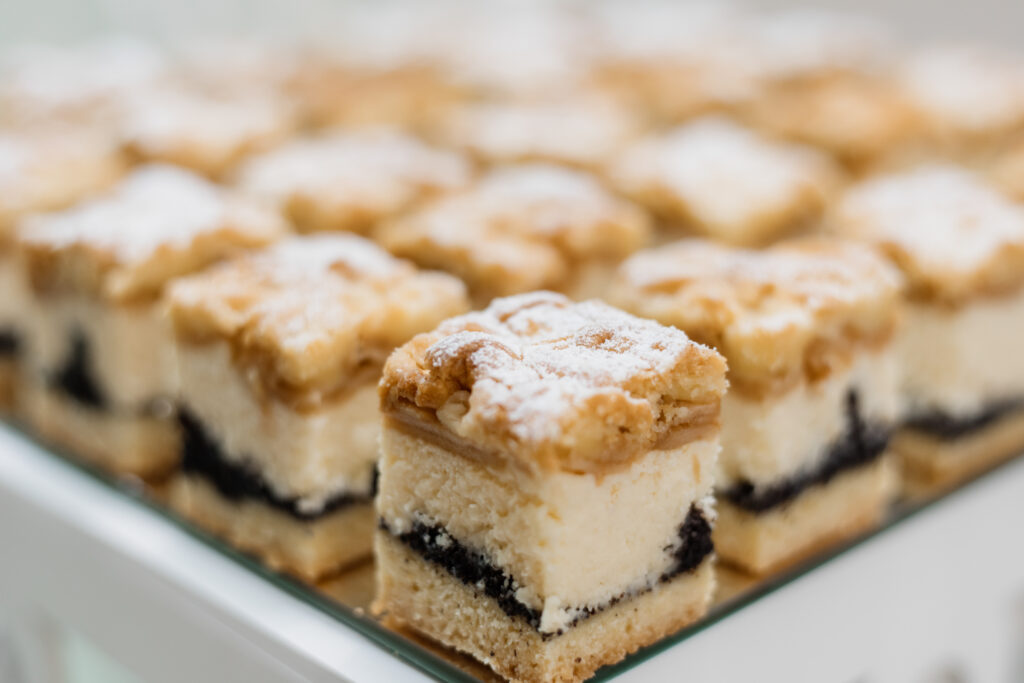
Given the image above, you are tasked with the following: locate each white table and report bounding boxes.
[2,424,1023,683]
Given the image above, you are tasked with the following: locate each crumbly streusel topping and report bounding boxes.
[609,238,902,396]
[378,163,650,299]
[610,116,841,245]
[381,291,727,474]
[831,165,1024,306]
[235,127,471,234]
[18,164,286,302]
[438,97,642,169]
[169,233,468,405]
[120,86,297,177]
[899,46,1024,137]
[0,128,125,239]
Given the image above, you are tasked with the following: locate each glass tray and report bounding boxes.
[6,418,1012,683]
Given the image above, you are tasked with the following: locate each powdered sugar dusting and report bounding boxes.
[444,98,639,167]
[22,165,239,261]
[120,87,293,161]
[613,116,834,239]
[619,239,901,328]
[900,46,1024,134]
[422,292,719,446]
[247,233,409,283]
[170,233,467,391]
[834,165,1024,280]
[236,127,470,206]
[379,164,649,294]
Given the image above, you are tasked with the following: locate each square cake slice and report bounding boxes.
[235,127,471,235]
[119,86,297,179]
[374,291,726,683]
[166,234,468,580]
[0,128,125,410]
[377,163,650,304]
[831,165,1024,491]
[608,116,842,246]
[897,46,1024,153]
[736,10,918,170]
[15,164,285,478]
[434,97,643,172]
[611,239,903,574]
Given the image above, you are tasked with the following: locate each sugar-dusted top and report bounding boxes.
[381,291,727,474]
[19,164,286,302]
[0,39,166,127]
[169,234,469,406]
[831,165,1024,306]
[378,163,650,299]
[899,46,1024,137]
[439,97,642,169]
[120,87,296,177]
[235,127,472,234]
[610,116,840,245]
[609,239,902,396]
[0,128,125,239]
[745,9,892,82]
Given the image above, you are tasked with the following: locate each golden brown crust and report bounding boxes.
[120,87,297,179]
[18,165,286,303]
[169,234,469,407]
[377,164,651,301]
[379,291,727,475]
[436,98,643,170]
[609,117,843,246]
[741,73,921,167]
[898,46,1024,144]
[830,165,1024,307]
[0,128,126,242]
[235,128,472,235]
[609,238,902,397]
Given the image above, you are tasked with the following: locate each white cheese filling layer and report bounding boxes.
[718,347,901,490]
[24,295,177,409]
[177,342,378,513]
[377,426,718,634]
[897,289,1024,419]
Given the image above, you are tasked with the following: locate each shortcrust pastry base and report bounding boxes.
[715,457,895,576]
[374,532,715,683]
[22,382,179,480]
[0,359,16,413]
[169,475,374,582]
[894,409,1024,495]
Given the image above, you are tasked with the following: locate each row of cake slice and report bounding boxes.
[1,154,1024,681]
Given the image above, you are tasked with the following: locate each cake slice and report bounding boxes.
[0,128,125,410]
[609,116,842,246]
[897,46,1024,156]
[235,127,470,235]
[377,163,650,304]
[611,239,903,574]
[374,291,726,683]
[119,85,297,179]
[15,164,285,477]
[589,3,758,123]
[831,165,1024,491]
[736,10,918,170]
[166,234,468,580]
[434,97,642,171]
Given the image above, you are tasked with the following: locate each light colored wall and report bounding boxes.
[0,0,1021,47]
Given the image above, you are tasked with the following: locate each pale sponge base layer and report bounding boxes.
[374,532,715,683]
[714,457,895,575]
[894,410,1024,494]
[0,359,15,413]
[168,475,374,581]
[22,382,179,479]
